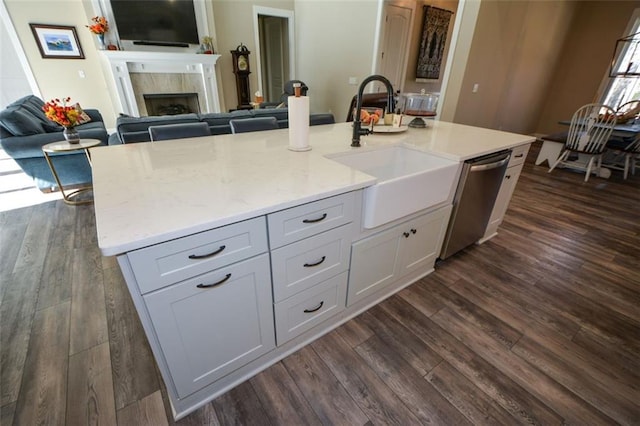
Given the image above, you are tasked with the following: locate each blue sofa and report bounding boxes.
[0,95,109,191]
[109,109,335,144]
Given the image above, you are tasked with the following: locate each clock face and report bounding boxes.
[238,55,248,71]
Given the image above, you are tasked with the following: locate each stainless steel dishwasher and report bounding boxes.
[440,150,511,259]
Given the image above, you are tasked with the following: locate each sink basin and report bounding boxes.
[328,146,460,228]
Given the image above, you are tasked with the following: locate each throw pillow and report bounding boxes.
[73,103,92,125]
[0,107,44,136]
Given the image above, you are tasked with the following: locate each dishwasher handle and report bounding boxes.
[469,155,510,172]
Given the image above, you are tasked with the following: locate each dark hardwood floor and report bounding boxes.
[1,142,639,425]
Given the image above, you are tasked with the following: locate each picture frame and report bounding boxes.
[29,24,84,59]
[416,6,453,81]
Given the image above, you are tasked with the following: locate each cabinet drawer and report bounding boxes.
[274,272,348,345]
[143,254,275,398]
[267,192,357,249]
[271,224,352,302]
[128,217,267,294]
[508,143,530,167]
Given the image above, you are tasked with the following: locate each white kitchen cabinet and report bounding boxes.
[143,254,274,398]
[482,143,530,241]
[348,205,452,306]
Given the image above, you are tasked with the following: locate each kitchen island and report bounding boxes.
[92,121,534,419]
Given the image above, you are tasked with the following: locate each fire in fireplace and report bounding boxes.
[143,93,200,116]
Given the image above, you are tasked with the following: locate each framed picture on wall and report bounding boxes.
[30,24,84,59]
[416,6,453,80]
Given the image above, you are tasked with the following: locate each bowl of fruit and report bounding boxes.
[354,107,383,125]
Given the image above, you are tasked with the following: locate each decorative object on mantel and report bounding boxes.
[42,97,91,144]
[202,36,215,54]
[86,16,109,50]
[609,32,640,77]
[230,43,252,109]
[29,23,84,59]
[416,6,453,80]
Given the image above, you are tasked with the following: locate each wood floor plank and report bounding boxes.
[0,267,41,406]
[0,402,15,426]
[356,307,441,376]
[282,345,369,425]
[444,254,582,339]
[211,381,271,426]
[36,201,76,310]
[12,301,70,426]
[432,306,616,424]
[103,264,159,410]
[332,314,375,347]
[12,201,54,272]
[312,328,423,425]
[69,245,108,355]
[66,342,117,425]
[426,276,523,349]
[0,205,32,300]
[117,391,168,426]
[512,335,640,424]
[74,204,98,249]
[249,361,321,426]
[426,361,517,425]
[397,275,446,317]
[355,334,473,425]
[379,296,565,425]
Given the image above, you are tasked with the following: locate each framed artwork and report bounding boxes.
[29,24,84,59]
[416,6,453,80]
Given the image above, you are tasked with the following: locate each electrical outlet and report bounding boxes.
[78,70,86,78]
[348,77,357,85]
[472,83,479,93]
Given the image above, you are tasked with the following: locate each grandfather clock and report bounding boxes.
[230,43,252,110]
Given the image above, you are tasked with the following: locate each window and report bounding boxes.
[601,10,640,110]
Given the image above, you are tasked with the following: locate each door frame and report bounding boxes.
[253,6,295,97]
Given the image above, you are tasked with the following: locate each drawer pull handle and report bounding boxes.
[188,245,226,260]
[304,301,324,313]
[514,154,524,158]
[302,213,327,224]
[411,228,417,234]
[505,174,511,179]
[303,256,326,268]
[196,273,231,289]
[403,232,410,238]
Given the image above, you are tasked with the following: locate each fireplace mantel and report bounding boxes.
[101,51,222,117]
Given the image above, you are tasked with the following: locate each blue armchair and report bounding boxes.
[0,95,108,191]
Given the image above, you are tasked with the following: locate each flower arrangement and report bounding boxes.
[87,16,108,35]
[43,97,81,128]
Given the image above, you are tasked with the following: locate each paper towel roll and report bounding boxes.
[288,96,311,152]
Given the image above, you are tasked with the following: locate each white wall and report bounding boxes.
[295,0,380,121]
[0,2,37,106]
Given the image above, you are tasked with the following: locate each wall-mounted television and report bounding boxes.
[110,0,200,47]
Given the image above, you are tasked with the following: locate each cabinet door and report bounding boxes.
[348,227,402,306]
[398,206,451,277]
[484,163,524,239]
[144,254,275,398]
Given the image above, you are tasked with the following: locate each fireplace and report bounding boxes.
[101,51,221,117]
[144,93,200,116]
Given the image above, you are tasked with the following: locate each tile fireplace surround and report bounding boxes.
[101,51,222,117]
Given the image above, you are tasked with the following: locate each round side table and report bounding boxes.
[42,139,102,205]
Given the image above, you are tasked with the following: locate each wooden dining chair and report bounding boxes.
[615,99,640,123]
[548,103,617,182]
[605,134,640,179]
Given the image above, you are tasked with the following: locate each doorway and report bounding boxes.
[253,7,295,103]
[376,2,413,93]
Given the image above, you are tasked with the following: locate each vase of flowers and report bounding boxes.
[43,97,82,144]
[87,16,109,50]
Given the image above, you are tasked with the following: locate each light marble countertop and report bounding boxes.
[92,121,535,256]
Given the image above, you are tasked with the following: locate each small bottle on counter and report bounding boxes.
[293,83,302,97]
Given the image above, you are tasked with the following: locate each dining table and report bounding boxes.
[535,119,640,178]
